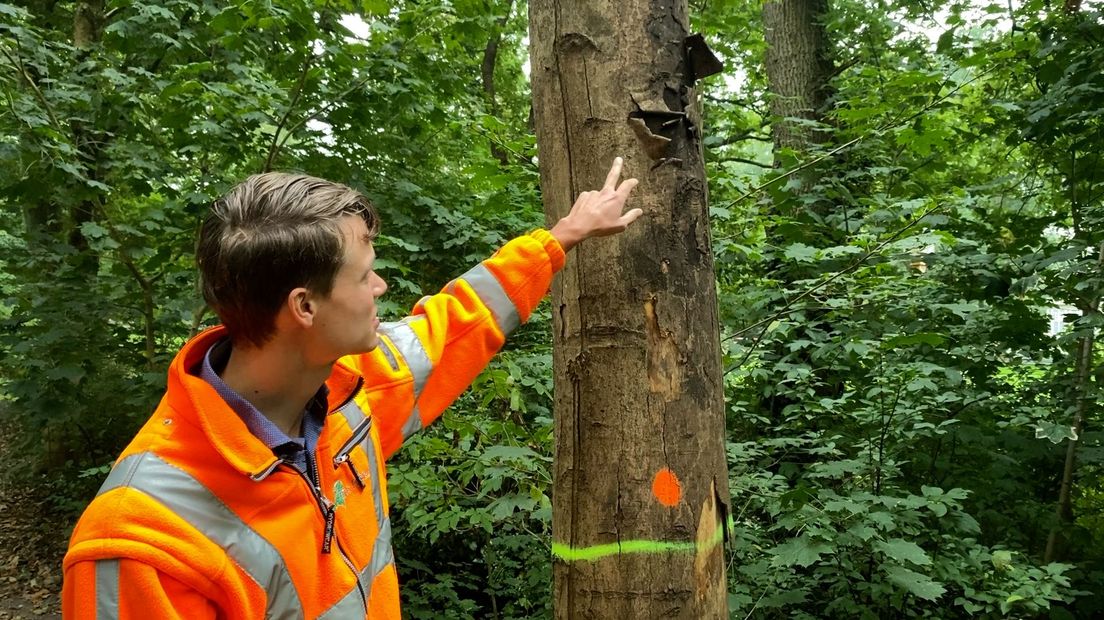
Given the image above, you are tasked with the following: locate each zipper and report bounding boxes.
[330,376,365,414]
[290,466,368,612]
[334,416,372,464]
[249,458,284,482]
[333,416,372,489]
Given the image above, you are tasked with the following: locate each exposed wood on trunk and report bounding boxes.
[529,1,729,616]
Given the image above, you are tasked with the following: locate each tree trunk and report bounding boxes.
[482,0,515,165]
[1045,230,1101,562]
[529,2,729,617]
[763,0,833,160]
[69,0,105,253]
[759,0,838,429]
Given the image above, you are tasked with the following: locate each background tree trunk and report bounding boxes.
[69,0,105,253]
[482,0,515,165]
[529,1,729,617]
[763,0,833,161]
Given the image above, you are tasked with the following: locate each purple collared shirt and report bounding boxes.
[199,338,327,478]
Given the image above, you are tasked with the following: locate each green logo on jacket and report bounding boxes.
[333,480,346,507]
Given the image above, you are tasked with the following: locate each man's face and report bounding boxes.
[310,215,388,360]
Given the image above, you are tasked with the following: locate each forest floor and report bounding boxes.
[0,426,64,619]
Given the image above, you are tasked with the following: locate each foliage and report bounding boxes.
[701,0,1104,616]
[1,0,1103,617]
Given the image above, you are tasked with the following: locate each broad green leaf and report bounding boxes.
[991,550,1013,571]
[770,537,832,568]
[783,243,818,263]
[875,539,932,566]
[883,565,946,601]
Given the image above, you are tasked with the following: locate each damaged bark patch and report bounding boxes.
[554,31,599,54]
[683,34,724,84]
[628,91,688,161]
[628,117,672,160]
[644,296,680,395]
[694,479,724,605]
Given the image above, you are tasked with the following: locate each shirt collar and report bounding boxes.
[199,337,328,453]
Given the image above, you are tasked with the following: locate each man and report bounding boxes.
[62,158,640,618]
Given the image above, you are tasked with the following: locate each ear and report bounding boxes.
[286,287,315,328]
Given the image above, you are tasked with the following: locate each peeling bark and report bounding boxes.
[530,1,729,617]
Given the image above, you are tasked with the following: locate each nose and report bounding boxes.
[372,272,388,297]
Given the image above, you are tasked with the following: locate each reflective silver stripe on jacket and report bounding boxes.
[95,559,119,617]
[461,263,520,336]
[377,337,400,372]
[317,519,395,619]
[335,401,387,525]
[379,319,433,439]
[97,452,304,620]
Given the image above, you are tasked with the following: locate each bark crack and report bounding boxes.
[553,4,578,199]
[583,56,593,119]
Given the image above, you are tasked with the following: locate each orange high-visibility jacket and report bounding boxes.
[63,230,565,619]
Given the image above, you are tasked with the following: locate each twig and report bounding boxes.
[717,156,773,169]
[722,202,944,374]
[263,56,314,172]
[0,44,65,133]
[714,65,998,214]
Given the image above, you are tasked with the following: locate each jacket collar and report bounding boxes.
[167,325,364,479]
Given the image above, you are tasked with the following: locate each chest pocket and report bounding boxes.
[333,401,386,525]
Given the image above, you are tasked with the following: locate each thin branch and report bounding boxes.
[0,44,65,133]
[711,132,773,147]
[264,56,314,172]
[716,156,773,169]
[722,202,944,374]
[715,65,998,213]
[725,305,832,341]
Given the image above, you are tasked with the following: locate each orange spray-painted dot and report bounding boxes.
[651,468,682,507]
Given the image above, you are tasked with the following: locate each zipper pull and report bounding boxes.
[321,498,336,554]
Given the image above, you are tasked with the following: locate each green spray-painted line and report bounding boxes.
[551,516,735,562]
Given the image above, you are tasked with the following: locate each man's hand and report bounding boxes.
[550,157,642,252]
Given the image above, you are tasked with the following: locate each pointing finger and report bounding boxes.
[616,177,639,197]
[619,208,644,227]
[603,157,624,191]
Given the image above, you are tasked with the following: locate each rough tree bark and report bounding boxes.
[763,0,833,161]
[529,1,729,617]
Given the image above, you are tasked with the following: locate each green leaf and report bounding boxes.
[783,243,819,263]
[875,539,932,566]
[1035,423,1078,443]
[936,28,956,54]
[362,0,390,15]
[991,550,1013,571]
[80,222,109,239]
[770,537,831,568]
[481,445,541,461]
[883,565,946,601]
